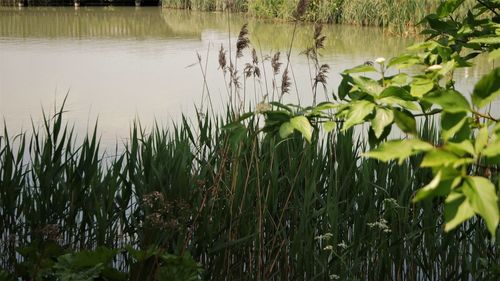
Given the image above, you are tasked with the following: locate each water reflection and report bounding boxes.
[0,7,496,147]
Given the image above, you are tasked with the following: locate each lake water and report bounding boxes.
[0,6,495,147]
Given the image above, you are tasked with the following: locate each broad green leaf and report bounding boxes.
[483,140,500,157]
[472,67,500,109]
[290,116,313,143]
[410,78,434,98]
[393,109,417,135]
[312,102,337,113]
[413,169,459,202]
[342,100,375,131]
[386,73,409,85]
[365,139,433,164]
[352,76,384,97]
[338,74,353,100]
[421,149,460,167]
[371,108,394,138]
[279,122,294,139]
[489,48,500,61]
[444,191,475,232]
[323,121,336,133]
[344,64,378,74]
[469,37,500,44]
[444,140,475,157]
[464,177,499,237]
[407,41,440,51]
[441,112,469,141]
[422,90,470,113]
[378,97,419,111]
[437,0,465,17]
[475,126,489,154]
[379,86,419,110]
[438,60,456,76]
[388,54,421,69]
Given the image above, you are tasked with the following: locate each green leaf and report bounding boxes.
[441,112,469,141]
[365,139,433,164]
[388,54,421,69]
[483,140,500,157]
[472,67,500,109]
[371,108,394,138]
[410,78,434,98]
[344,64,378,74]
[352,76,384,97]
[323,121,336,133]
[422,90,470,113]
[437,0,465,17]
[379,86,419,111]
[342,100,375,131]
[393,109,417,135]
[475,126,489,154]
[464,177,499,237]
[444,191,475,232]
[421,149,460,167]
[290,116,313,143]
[469,37,500,44]
[489,48,500,61]
[444,140,475,157]
[338,74,353,100]
[279,122,294,139]
[386,73,409,85]
[413,169,459,202]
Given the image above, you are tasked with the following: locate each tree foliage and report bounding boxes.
[236,0,500,237]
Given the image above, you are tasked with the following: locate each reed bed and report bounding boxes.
[0,101,498,279]
[160,0,476,33]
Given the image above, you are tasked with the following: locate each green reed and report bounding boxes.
[1,103,498,279]
[160,0,472,33]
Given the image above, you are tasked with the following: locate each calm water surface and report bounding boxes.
[0,7,495,147]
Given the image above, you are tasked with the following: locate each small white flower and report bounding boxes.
[426,64,443,71]
[337,241,348,249]
[255,102,271,113]
[330,274,340,280]
[323,245,334,251]
[375,57,386,64]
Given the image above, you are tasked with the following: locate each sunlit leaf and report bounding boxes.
[422,90,470,113]
[463,177,499,237]
[344,64,378,74]
[323,121,336,133]
[472,67,500,109]
[279,122,294,139]
[421,149,460,167]
[410,78,434,98]
[475,126,489,155]
[413,169,459,202]
[441,112,469,141]
[371,108,394,138]
[290,116,313,143]
[342,100,375,131]
[393,109,417,135]
[444,191,475,232]
[365,139,433,164]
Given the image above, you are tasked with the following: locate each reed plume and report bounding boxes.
[281,68,291,97]
[236,23,250,58]
[218,45,227,73]
[271,52,282,75]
